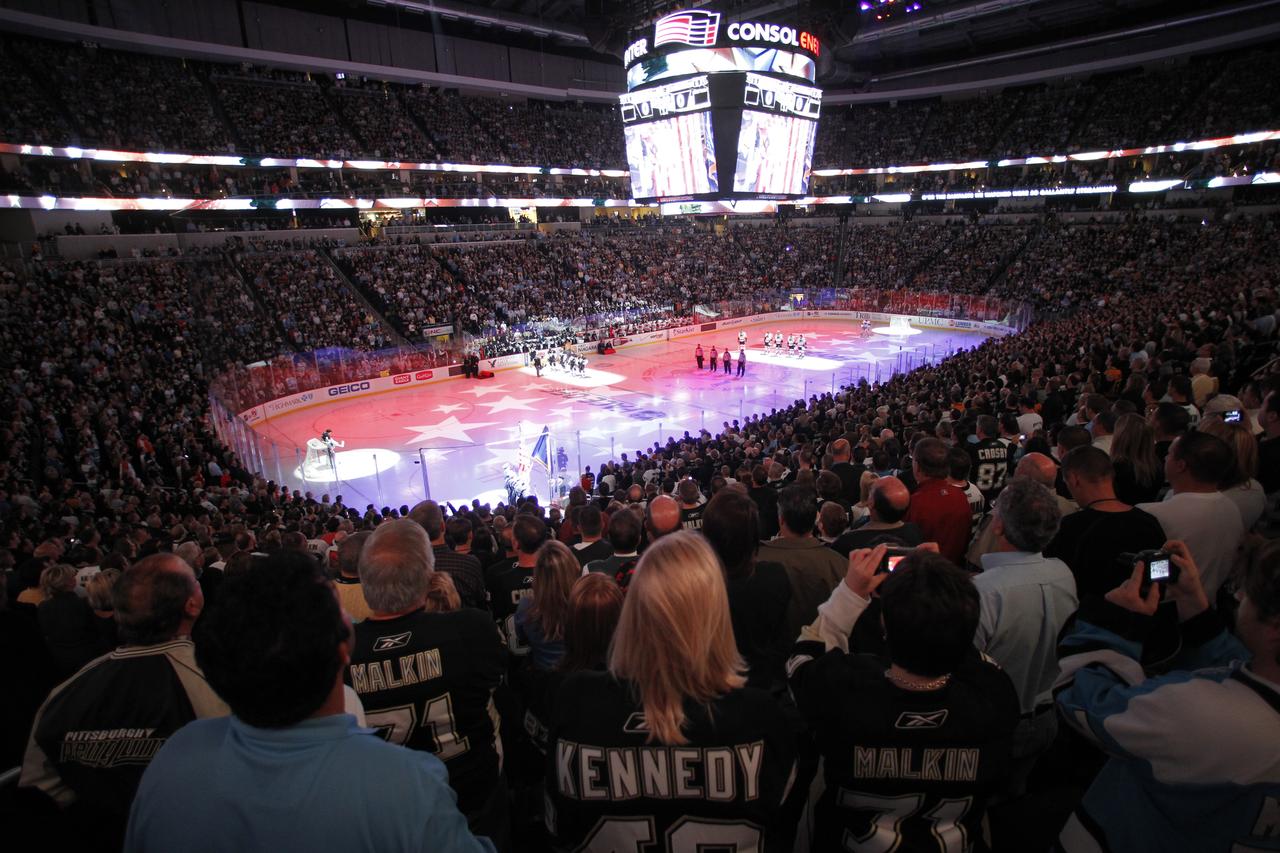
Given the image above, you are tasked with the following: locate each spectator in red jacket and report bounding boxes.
[904,437,973,565]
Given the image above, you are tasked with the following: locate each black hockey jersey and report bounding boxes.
[679,503,706,531]
[967,438,1010,501]
[21,640,229,846]
[346,607,504,814]
[486,560,534,655]
[789,642,1019,852]
[546,671,797,851]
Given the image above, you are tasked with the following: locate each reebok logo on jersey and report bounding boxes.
[895,710,949,730]
[373,631,412,651]
[622,712,649,734]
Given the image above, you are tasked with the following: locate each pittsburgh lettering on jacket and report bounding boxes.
[556,740,765,801]
[60,728,166,766]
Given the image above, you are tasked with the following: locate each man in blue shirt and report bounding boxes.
[124,551,494,853]
[973,477,1078,795]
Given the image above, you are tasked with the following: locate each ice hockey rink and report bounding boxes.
[251,319,990,511]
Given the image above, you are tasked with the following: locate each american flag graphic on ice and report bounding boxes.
[654,11,721,47]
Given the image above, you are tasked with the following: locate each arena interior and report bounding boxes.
[1,0,1278,851]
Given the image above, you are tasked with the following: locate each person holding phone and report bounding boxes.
[1054,539,1280,853]
[788,544,1020,853]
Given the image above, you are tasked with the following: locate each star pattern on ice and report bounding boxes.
[403,417,499,446]
[458,384,510,398]
[479,395,542,414]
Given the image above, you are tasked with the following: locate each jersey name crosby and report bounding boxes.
[556,737,766,802]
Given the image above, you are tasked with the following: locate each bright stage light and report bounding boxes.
[872,317,923,338]
[296,448,401,483]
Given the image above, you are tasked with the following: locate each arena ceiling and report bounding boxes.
[329,0,1273,87]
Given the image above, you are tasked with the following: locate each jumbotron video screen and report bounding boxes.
[619,11,823,204]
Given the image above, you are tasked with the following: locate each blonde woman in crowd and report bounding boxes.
[545,531,798,850]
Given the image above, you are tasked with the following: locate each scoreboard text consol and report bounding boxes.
[725,22,820,55]
[618,10,823,205]
[624,10,822,76]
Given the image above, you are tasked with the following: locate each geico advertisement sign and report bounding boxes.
[726,22,819,55]
[328,381,372,397]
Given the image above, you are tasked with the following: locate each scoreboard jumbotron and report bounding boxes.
[619,10,824,204]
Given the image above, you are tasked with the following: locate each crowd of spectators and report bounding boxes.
[331,80,440,162]
[333,243,475,341]
[813,45,1279,167]
[1002,217,1199,311]
[1072,63,1213,151]
[23,40,232,154]
[463,98,625,169]
[399,89,511,164]
[908,224,1031,293]
[212,74,363,159]
[0,38,74,144]
[2,208,1278,852]
[2,34,1278,173]
[4,23,1280,853]
[1166,48,1280,142]
[232,217,1254,357]
[232,245,395,351]
[991,82,1097,159]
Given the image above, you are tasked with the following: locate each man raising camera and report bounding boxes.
[1055,539,1280,852]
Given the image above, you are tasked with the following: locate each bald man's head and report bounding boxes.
[115,553,201,645]
[1015,453,1058,488]
[830,439,852,462]
[870,476,910,524]
[646,495,681,538]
